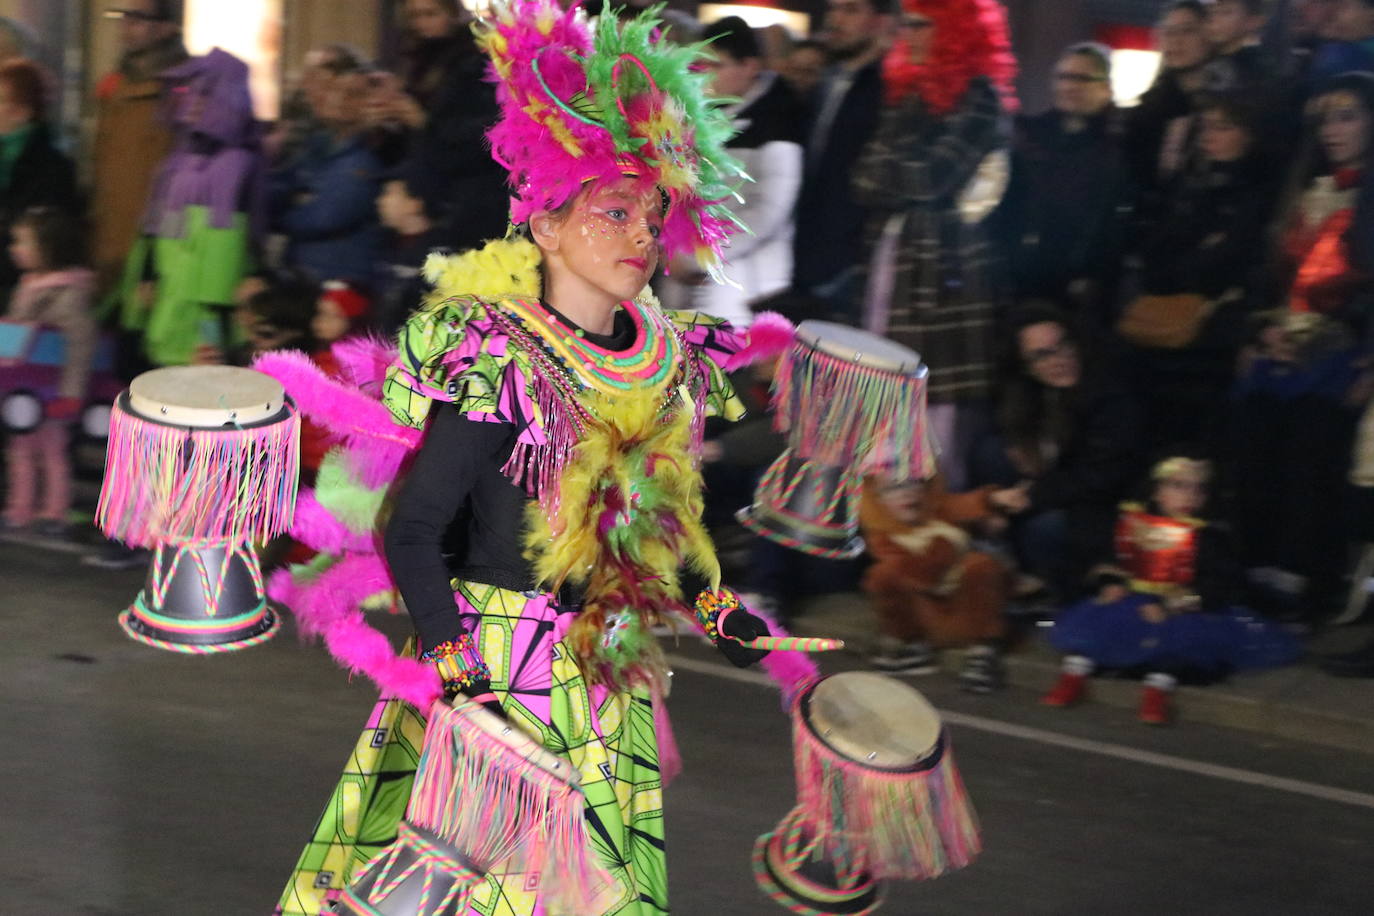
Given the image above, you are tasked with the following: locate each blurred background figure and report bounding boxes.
[268,43,367,171]
[367,0,507,250]
[995,41,1134,327]
[271,61,382,289]
[90,1,186,301]
[1127,1,1213,207]
[2,206,95,541]
[0,59,77,303]
[113,47,261,368]
[853,0,1016,491]
[782,38,828,97]
[791,0,895,320]
[1203,0,1277,89]
[672,16,801,327]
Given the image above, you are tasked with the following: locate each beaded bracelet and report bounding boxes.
[694,587,742,642]
[420,633,492,693]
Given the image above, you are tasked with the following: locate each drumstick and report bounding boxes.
[730,635,846,652]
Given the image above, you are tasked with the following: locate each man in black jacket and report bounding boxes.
[791,0,895,323]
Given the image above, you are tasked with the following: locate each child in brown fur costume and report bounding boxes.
[859,475,1010,692]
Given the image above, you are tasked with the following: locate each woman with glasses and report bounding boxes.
[972,305,1145,603]
[994,42,1134,325]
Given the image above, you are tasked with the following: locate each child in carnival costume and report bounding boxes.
[1041,457,1300,725]
[269,3,798,914]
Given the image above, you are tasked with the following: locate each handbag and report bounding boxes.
[1116,293,1215,349]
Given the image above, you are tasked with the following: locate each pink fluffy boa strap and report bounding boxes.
[720,311,795,373]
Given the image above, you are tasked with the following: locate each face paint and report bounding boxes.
[544,176,664,306]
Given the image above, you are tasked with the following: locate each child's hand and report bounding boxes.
[1138,602,1168,624]
[1096,583,1130,604]
[191,343,225,366]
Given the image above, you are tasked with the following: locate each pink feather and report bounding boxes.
[276,552,443,708]
[252,349,422,488]
[720,311,795,372]
[291,489,376,554]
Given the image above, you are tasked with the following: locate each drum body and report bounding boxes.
[343,699,616,915]
[336,822,484,916]
[118,543,277,652]
[741,322,931,559]
[97,366,298,653]
[755,673,980,915]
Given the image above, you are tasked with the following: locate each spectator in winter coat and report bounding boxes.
[791,0,895,319]
[273,68,383,288]
[91,0,187,297]
[975,305,1145,600]
[996,42,1134,326]
[1129,90,1282,450]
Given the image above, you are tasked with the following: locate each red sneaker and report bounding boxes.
[1041,672,1087,707]
[1138,685,1172,725]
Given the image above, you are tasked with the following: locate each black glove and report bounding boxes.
[715,608,772,668]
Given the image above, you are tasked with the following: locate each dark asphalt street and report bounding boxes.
[3,540,1373,915]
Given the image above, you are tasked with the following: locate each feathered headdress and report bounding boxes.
[883,0,1018,114]
[476,0,746,280]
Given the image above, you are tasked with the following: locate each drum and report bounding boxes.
[740,322,934,559]
[754,673,980,915]
[97,366,299,652]
[339,698,617,916]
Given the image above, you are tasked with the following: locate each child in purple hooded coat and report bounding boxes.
[114,47,263,367]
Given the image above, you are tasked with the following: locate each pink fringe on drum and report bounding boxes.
[407,701,617,913]
[97,405,299,547]
[790,723,981,881]
[772,340,933,481]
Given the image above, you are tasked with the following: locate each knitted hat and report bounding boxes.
[319,281,370,321]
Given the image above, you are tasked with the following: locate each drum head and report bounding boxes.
[806,672,942,770]
[795,321,924,376]
[128,366,286,428]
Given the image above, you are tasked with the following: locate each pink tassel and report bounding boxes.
[720,311,795,372]
[653,687,682,786]
[790,725,981,880]
[408,701,619,911]
[97,404,299,546]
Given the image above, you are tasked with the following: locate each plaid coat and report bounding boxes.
[854,76,1007,403]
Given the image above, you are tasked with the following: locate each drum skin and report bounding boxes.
[806,672,942,771]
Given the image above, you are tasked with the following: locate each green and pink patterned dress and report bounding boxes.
[275,293,748,916]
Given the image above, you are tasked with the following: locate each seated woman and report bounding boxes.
[1042,456,1300,725]
[974,304,1145,601]
[860,474,1011,692]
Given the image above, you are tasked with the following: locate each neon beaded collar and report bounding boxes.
[497,296,683,397]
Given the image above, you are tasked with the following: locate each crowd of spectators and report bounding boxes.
[5,0,1374,690]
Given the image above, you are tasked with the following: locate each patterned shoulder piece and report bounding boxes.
[663,309,748,423]
[383,295,547,447]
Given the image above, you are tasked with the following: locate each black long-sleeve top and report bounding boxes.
[383,304,634,651]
